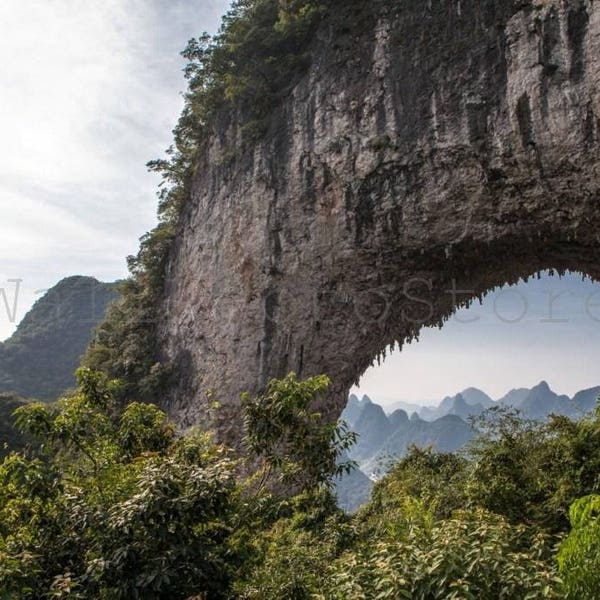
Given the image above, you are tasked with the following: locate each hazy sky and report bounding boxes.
[0,2,598,404]
[353,272,600,405]
[0,0,229,340]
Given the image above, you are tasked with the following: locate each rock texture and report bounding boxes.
[159,0,600,442]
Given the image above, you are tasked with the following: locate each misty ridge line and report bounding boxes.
[3,276,600,328]
[0,278,114,328]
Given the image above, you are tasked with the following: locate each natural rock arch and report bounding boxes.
[159,0,600,442]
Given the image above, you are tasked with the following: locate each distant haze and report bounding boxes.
[352,271,600,406]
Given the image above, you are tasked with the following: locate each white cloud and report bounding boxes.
[0,0,229,339]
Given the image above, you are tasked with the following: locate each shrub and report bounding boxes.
[466,406,600,532]
[242,373,356,491]
[558,494,600,599]
[324,509,561,600]
[0,369,241,599]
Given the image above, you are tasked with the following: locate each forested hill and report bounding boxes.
[0,276,118,400]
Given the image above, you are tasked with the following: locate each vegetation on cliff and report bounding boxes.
[84,0,327,399]
[0,369,599,598]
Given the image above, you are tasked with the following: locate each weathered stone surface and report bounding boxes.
[159,0,600,442]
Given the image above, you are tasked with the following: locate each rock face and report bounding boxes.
[159,0,600,442]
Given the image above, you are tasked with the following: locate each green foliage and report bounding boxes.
[242,373,357,491]
[0,368,241,599]
[466,406,600,531]
[236,394,579,599]
[558,494,600,598]
[179,0,324,147]
[118,402,175,459]
[365,446,468,523]
[82,257,174,402]
[235,490,352,599]
[0,392,32,458]
[0,371,360,599]
[322,509,560,600]
[2,371,599,598]
[237,485,561,599]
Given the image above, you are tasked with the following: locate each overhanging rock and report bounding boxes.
[159,0,600,442]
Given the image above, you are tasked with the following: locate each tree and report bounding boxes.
[364,446,468,525]
[323,508,561,600]
[465,406,600,531]
[242,372,356,492]
[558,494,600,599]
[0,368,241,599]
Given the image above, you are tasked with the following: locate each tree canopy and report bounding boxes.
[1,369,599,598]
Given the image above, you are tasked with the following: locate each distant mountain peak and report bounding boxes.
[0,276,118,401]
[389,409,409,428]
[534,381,552,392]
[459,387,494,408]
[347,379,600,436]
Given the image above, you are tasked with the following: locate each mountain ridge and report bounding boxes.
[0,276,118,401]
[378,382,600,423]
[337,382,600,511]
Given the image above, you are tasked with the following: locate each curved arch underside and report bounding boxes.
[159,0,600,443]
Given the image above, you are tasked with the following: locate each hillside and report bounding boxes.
[339,383,600,511]
[344,396,476,476]
[336,395,476,510]
[363,413,474,477]
[0,276,118,401]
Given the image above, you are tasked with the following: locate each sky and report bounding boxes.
[0,2,598,405]
[0,0,229,340]
[352,272,600,406]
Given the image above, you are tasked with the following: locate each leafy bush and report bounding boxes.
[0,392,32,458]
[466,406,600,532]
[0,369,241,599]
[364,446,468,524]
[237,493,561,599]
[558,494,600,599]
[243,373,356,491]
[323,509,561,600]
[235,492,352,599]
[2,371,598,598]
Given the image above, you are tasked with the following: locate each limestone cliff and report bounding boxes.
[159,0,600,442]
